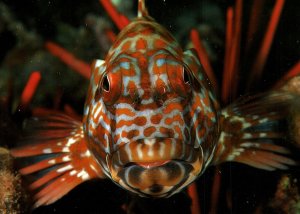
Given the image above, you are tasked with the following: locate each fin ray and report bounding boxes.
[214,91,298,170]
[11,113,105,208]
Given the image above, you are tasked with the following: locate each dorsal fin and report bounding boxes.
[137,0,149,18]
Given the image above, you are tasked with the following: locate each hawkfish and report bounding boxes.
[11,0,298,208]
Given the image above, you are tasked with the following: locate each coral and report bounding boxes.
[267,175,300,214]
[0,147,28,214]
[281,76,300,146]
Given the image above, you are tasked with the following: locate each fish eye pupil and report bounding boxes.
[183,69,191,85]
[102,75,110,92]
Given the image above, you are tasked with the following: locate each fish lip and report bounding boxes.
[129,160,170,169]
[110,138,199,170]
[115,159,195,197]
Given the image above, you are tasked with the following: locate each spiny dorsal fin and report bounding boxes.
[138,0,149,18]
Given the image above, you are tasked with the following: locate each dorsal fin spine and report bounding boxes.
[138,0,149,18]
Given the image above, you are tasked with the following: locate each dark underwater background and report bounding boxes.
[0,0,300,213]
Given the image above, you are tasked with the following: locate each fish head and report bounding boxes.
[83,18,219,197]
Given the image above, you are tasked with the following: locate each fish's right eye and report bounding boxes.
[102,74,110,92]
[100,71,122,106]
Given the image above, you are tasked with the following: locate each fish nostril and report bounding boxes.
[153,93,164,107]
[132,95,141,110]
[124,162,136,168]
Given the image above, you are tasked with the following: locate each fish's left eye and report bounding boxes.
[183,68,192,85]
[102,74,110,92]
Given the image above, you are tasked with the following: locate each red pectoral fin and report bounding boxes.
[213,92,298,171]
[11,113,105,208]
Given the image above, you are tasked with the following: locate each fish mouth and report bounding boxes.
[109,138,203,197]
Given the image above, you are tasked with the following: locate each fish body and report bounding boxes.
[83,4,220,197]
[11,0,298,208]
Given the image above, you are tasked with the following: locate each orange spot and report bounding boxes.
[159,127,174,137]
[116,108,136,117]
[117,116,147,128]
[138,55,148,69]
[121,40,132,51]
[155,78,166,89]
[126,32,138,38]
[163,103,183,114]
[114,134,120,144]
[165,115,184,126]
[150,114,163,124]
[136,38,147,50]
[154,39,167,49]
[122,68,136,77]
[127,80,137,92]
[174,125,183,139]
[144,127,156,137]
[140,28,154,35]
[135,116,147,126]
[122,130,139,139]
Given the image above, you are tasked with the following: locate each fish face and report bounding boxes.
[106,53,207,197]
[83,21,219,197]
[110,139,204,197]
